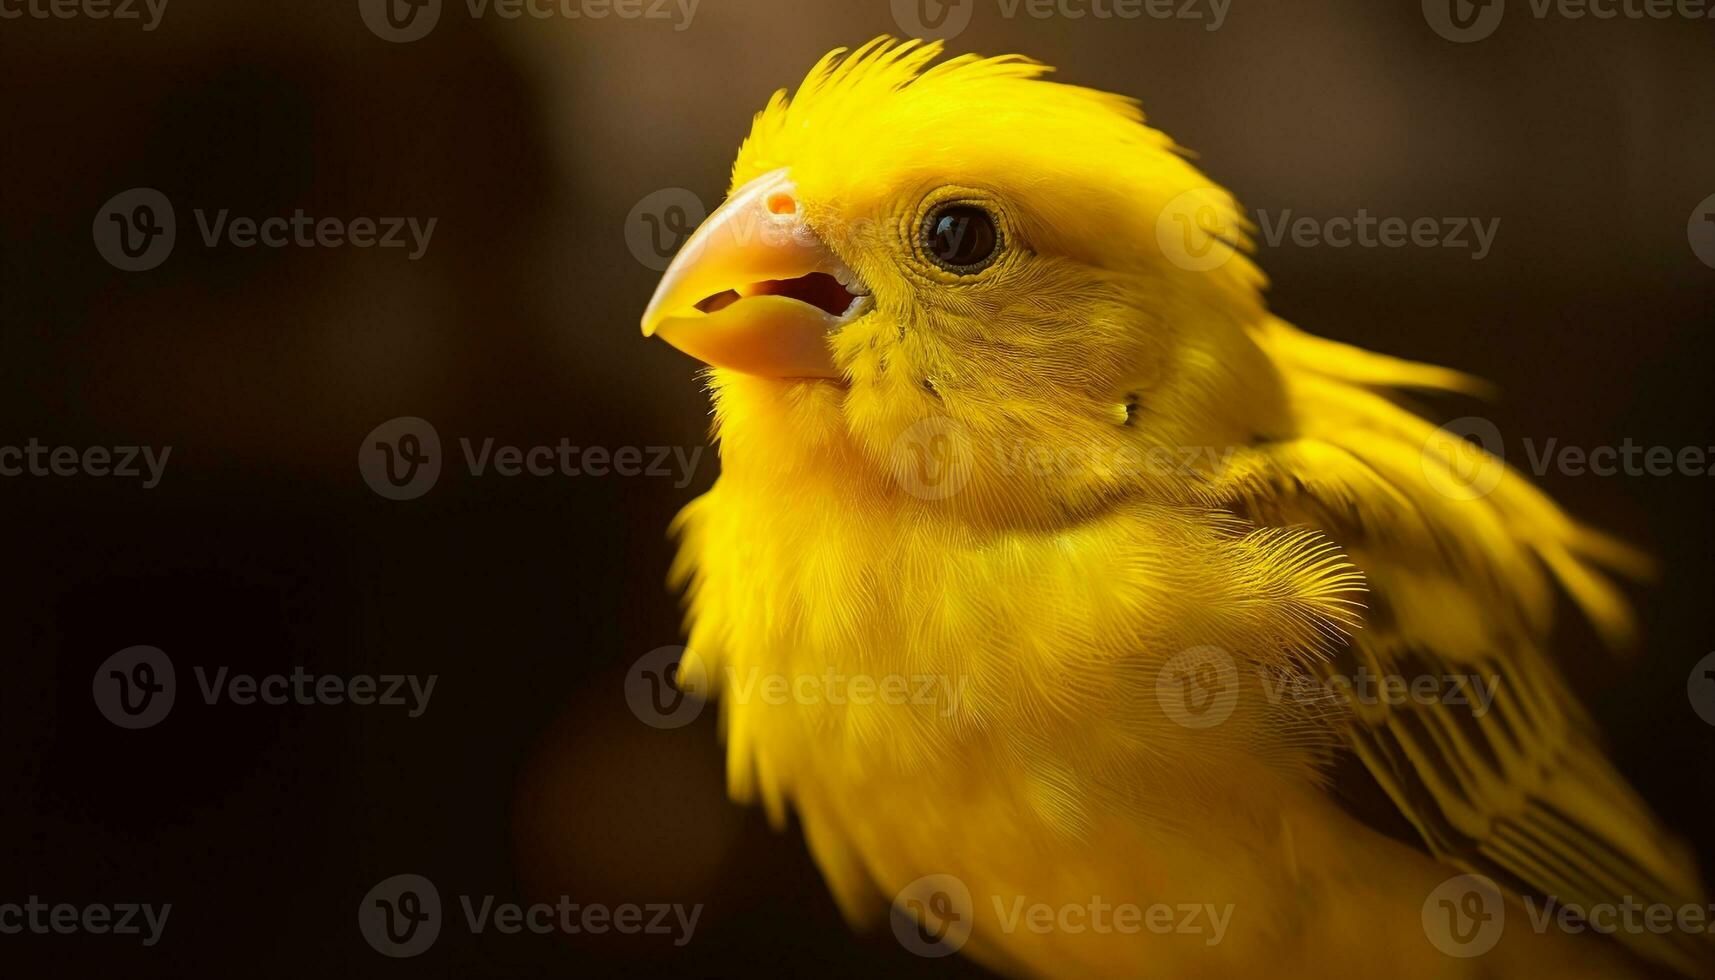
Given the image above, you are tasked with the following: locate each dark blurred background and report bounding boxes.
[1,1,1711,975]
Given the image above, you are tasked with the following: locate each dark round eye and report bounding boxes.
[921,203,1001,274]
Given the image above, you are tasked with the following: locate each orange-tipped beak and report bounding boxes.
[640,169,870,379]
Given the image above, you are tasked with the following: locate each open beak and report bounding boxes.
[640,168,871,379]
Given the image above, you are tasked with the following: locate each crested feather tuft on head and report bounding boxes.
[731,37,1262,293]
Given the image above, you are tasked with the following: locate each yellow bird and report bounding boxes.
[640,38,1709,978]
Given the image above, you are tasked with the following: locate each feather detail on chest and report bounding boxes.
[668,375,1364,840]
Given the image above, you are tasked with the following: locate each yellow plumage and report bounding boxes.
[648,39,1708,978]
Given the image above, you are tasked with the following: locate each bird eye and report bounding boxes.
[921,203,1001,274]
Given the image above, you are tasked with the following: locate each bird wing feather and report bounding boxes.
[1215,320,1711,976]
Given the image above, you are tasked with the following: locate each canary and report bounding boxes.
[639,38,1709,978]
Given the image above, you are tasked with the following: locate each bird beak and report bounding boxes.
[640,168,871,379]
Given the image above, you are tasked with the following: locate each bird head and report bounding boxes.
[642,39,1283,523]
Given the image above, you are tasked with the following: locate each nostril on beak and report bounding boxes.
[766,192,798,216]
